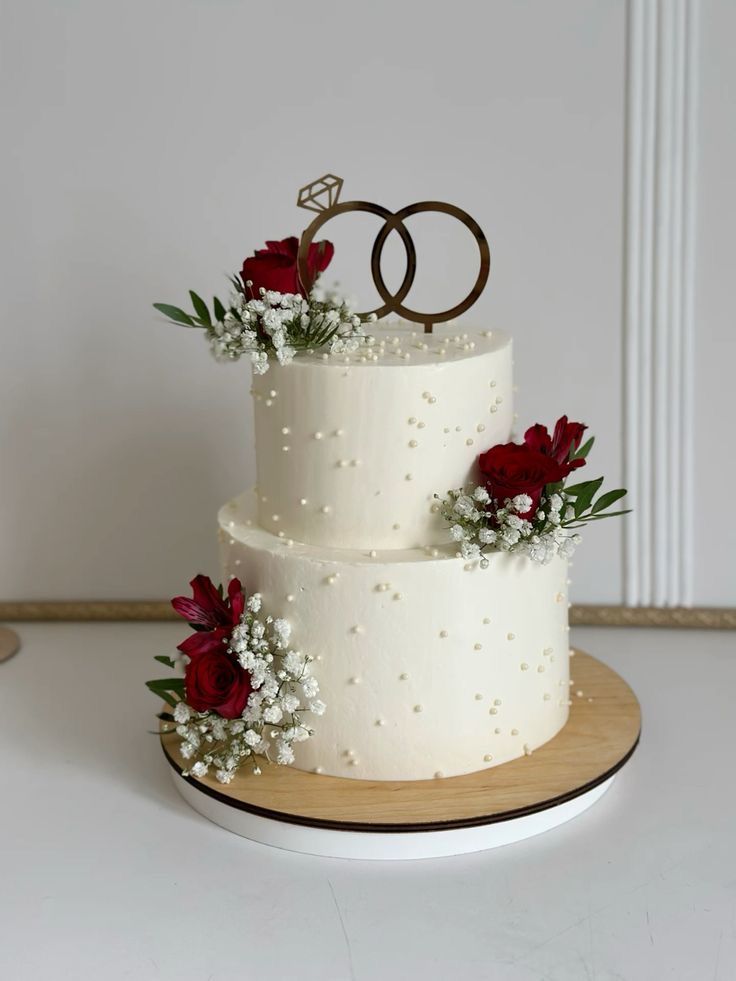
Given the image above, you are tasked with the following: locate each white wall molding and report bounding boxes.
[623,0,699,606]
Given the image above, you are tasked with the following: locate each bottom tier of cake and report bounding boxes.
[218,494,571,782]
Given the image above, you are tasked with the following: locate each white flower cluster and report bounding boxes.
[173,593,324,784]
[439,487,581,566]
[208,287,374,373]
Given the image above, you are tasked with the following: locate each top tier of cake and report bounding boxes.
[250,326,513,550]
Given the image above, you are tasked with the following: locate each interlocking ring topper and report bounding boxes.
[296,174,491,334]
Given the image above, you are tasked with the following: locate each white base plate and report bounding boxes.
[170,769,617,861]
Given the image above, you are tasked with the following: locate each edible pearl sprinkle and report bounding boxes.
[349,677,361,685]
[511,728,519,736]
[490,405,498,413]
[413,705,423,713]
[313,431,323,440]
[300,498,307,506]
[393,592,403,601]
[490,380,497,387]
[369,550,377,557]
[399,673,409,680]
[474,693,483,701]
[544,693,551,701]
[537,665,545,673]
[521,663,529,671]
[351,625,364,634]
[428,396,437,404]
[393,523,401,530]
[417,421,426,429]
[326,575,337,585]
[376,583,390,592]
[405,473,413,481]
[484,754,493,762]
[282,445,290,452]
[494,727,502,734]
[409,439,418,448]
[466,438,474,446]
[523,744,532,756]
[408,416,417,424]
[439,630,448,638]
[271,514,279,522]
[321,505,330,514]
[281,427,290,435]
[286,594,295,602]
[314,767,323,774]
[434,771,444,779]
[334,429,344,436]
[507,632,515,640]
[477,423,486,432]
[489,707,498,715]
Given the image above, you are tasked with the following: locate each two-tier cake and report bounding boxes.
[149,175,628,799]
[218,328,570,780]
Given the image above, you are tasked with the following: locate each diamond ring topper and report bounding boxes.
[296,174,490,333]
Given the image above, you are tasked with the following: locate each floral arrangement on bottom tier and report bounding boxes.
[437,415,629,566]
[146,575,324,783]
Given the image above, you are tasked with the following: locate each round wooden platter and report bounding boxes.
[161,650,640,860]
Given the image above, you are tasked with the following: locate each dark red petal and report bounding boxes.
[260,237,300,258]
[189,575,230,622]
[178,628,227,658]
[227,578,245,622]
[524,424,552,454]
[171,596,214,627]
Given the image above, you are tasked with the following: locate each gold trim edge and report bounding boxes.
[0,602,734,629]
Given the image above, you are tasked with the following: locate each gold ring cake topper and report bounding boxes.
[296,174,491,334]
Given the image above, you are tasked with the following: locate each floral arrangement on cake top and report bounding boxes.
[437,416,629,566]
[146,575,324,783]
[153,237,374,373]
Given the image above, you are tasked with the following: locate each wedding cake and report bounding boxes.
[149,176,627,789]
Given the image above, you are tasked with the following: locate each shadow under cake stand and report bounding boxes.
[161,650,640,861]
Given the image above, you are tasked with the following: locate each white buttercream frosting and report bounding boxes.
[219,497,570,782]
[251,326,513,550]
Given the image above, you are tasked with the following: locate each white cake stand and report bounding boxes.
[162,650,640,861]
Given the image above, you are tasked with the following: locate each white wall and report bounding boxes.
[0,0,729,606]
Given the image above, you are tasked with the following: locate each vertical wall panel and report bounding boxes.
[623,0,699,606]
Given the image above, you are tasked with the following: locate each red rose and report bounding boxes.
[172,575,244,660]
[524,415,587,478]
[478,442,567,518]
[184,648,252,719]
[241,236,334,299]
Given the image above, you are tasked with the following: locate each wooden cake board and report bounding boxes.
[161,650,640,860]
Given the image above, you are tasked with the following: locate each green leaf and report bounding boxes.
[213,296,226,322]
[146,685,177,708]
[564,479,594,497]
[146,678,185,707]
[153,654,177,668]
[189,291,211,326]
[572,436,595,460]
[152,303,196,326]
[591,488,628,514]
[573,476,605,517]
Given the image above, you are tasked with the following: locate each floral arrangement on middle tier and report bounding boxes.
[437,415,629,565]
